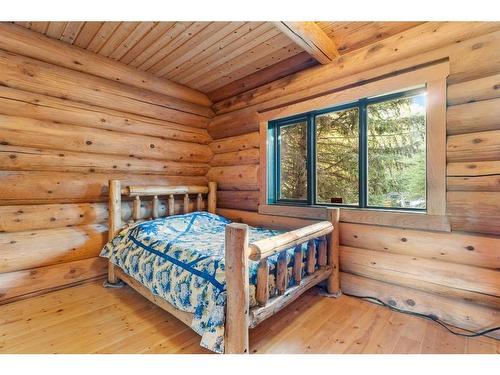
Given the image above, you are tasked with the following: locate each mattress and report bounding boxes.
[100,211,313,353]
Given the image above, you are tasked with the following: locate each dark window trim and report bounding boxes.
[268,87,427,212]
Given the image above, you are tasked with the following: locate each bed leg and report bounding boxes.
[103,262,124,288]
[325,208,342,298]
[224,223,250,354]
[108,262,117,284]
[105,179,124,288]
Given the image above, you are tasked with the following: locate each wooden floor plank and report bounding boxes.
[341,304,393,354]
[252,292,354,354]
[362,311,405,353]
[466,336,499,354]
[420,320,467,354]
[392,310,429,354]
[0,280,497,354]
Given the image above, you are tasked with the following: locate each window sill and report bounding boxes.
[259,204,451,232]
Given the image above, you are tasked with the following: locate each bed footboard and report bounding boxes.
[224,208,340,354]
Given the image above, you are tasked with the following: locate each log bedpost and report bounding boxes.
[326,208,341,296]
[208,181,217,214]
[224,223,249,354]
[108,179,122,284]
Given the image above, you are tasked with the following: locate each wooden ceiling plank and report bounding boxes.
[147,21,224,74]
[60,22,85,44]
[176,22,270,85]
[129,22,191,68]
[208,51,317,102]
[119,22,175,64]
[189,32,295,90]
[153,22,239,77]
[45,22,67,39]
[97,22,140,57]
[169,21,254,82]
[134,22,208,70]
[182,24,280,87]
[109,21,157,61]
[86,22,121,53]
[199,41,303,92]
[157,22,244,78]
[273,21,339,64]
[141,22,211,73]
[73,22,104,49]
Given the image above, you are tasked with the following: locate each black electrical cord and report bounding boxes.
[342,292,500,339]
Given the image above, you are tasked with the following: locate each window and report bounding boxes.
[278,119,308,200]
[269,87,427,211]
[316,107,359,206]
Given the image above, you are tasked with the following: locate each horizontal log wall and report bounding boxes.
[0,23,212,107]
[208,132,260,211]
[0,26,213,304]
[341,273,499,339]
[207,22,500,335]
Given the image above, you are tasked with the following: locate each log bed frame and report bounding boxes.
[106,179,340,354]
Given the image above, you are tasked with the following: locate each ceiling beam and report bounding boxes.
[273,21,339,64]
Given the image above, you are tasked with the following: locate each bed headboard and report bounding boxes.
[108,180,217,241]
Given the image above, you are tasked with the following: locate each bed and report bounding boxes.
[101,180,340,354]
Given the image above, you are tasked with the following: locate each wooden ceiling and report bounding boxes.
[13,21,422,101]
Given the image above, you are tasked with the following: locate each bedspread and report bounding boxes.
[100,211,312,353]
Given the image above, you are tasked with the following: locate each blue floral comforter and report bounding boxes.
[100,211,310,353]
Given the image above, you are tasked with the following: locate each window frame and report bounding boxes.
[258,61,450,232]
[273,115,310,204]
[270,87,427,212]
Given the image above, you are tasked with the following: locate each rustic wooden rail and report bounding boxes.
[106,180,340,354]
[248,221,333,260]
[122,185,210,196]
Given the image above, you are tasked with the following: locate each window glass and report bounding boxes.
[316,108,359,205]
[279,120,308,200]
[271,88,427,211]
[367,93,426,209]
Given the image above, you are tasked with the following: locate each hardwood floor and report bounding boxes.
[0,280,498,354]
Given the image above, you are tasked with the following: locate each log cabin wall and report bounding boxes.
[207,22,500,336]
[0,24,213,304]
